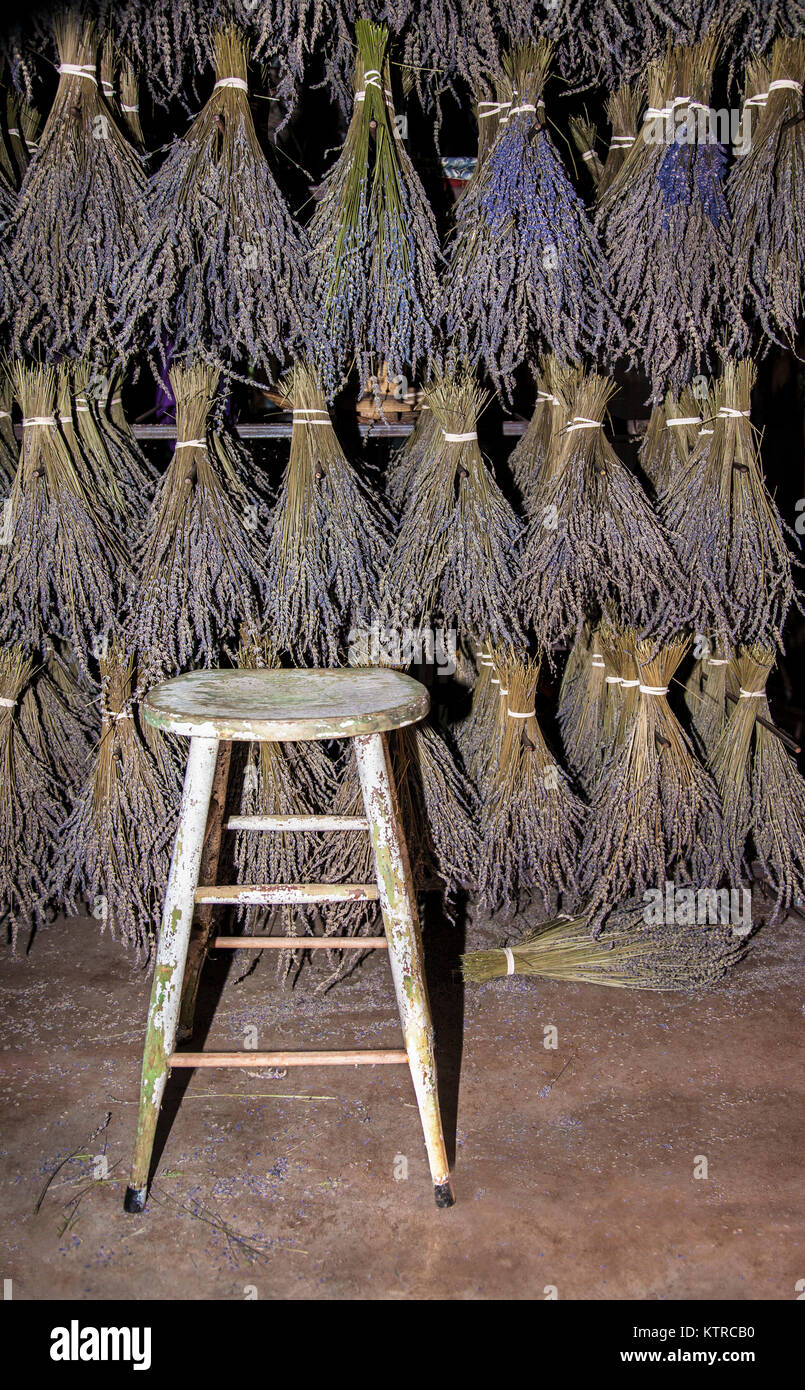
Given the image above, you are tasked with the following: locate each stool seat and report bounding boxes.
[142,667,430,741]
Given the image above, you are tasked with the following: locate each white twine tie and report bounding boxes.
[666,415,702,427]
[739,688,764,698]
[639,684,668,695]
[214,76,248,92]
[565,417,602,433]
[504,947,516,976]
[175,438,207,449]
[443,431,477,442]
[58,63,97,83]
[0,697,17,708]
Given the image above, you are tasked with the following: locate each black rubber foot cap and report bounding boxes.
[434,1180,455,1209]
[124,1185,147,1214]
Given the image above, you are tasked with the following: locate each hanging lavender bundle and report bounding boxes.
[119,53,145,148]
[638,386,702,496]
[0,363,121,668]
[389,0,500,115]
[22,641,97,790]
[580,632,723,935]
[569,114,603,193]
[729,39,805,347]
[57,644,178,954]
[453,643,500,792]
[519,370,688,651]
[127,361,266,684]
[8,13,147,363]
[121,25,322,386]
[386,403,439,512]
[533,0,689,90]
[264,362,391,664]
[711,645,805,918]
[659,359,796,651]
[597,37,743,398]
[0,377,17,483]
[310,19,441,390]
[508,357,576,519]
[444,41,623,397]
[0,645,61,946]
[557,624,610,794]
[598,81,641,200]
[684,639,735,762]
[380,368,522,646]
[479,650,585,912]
[71,362,158,534]
[111,0,226,111]
[240,0,358,117]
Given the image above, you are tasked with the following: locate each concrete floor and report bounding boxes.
[0,903,802,1300]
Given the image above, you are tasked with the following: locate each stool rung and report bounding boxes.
[194,883,379,905]
[213,935,388,949]
[168,1049,409,1068]
[227,814,369,832]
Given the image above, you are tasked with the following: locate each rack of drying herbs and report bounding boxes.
[1,0,803,996]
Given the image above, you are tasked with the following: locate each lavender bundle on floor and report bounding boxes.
[57,644,178,955]
[519,370,688,651]
[380,368,523,647]
[659,359,796,651]
[444,41,623,396]
[7,14,147,362]
[310,19,441,390]
[597,36,744,398]
[127,361,267,683]
[263,363,391,664]
[0,363,122,669]
[479,650,585,913]
[121,25,322,386]
[729,39,805,347]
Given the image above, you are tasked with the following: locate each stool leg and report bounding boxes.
[353,732,454,1209]
[124,735,220,1214]
[177,741,232,1042]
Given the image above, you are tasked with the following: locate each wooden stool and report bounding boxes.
[123,668,455,1212]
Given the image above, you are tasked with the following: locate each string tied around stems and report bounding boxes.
[22,416,57,427]
[442,430,477,442]
[768,79,803,94]
[717,407,750,419]
[666,415,702,427]
[504,947,515,975]
[738,687,765,698]
[174,438,208,450]
[564,416,603,433]
[639,684,668,695]
[507,707,535,718]
[58,63,97,83]
[214,76,248,92]
[0,697,17,709]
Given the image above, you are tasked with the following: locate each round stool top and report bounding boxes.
[142,667,430,742]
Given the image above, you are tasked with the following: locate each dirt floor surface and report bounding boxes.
[0,904,802,1300]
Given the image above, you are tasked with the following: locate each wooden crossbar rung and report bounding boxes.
[213,936,388,949]
[194,883,379,905]
[168,1050,409,1068]
[226,814,369,832]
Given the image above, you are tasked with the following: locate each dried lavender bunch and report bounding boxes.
[8,14,147,363]
[389,0,501,114]
[580,633,723,935]
[710,644,805,917]
[110,0,226,111]
[127,361,266,683]
[385,403,439,512]
[56,644,178,955]
[21,641,97,791]
[479,651,585,912]
[598,37,744,398]
[68,361,158,538]
[659,359,796,650]
[569,114,603,192]
[557,624,610,794]
[232,635,339,984]
[264,362,392,664]
[310,19,441,389]
[461,899,745,989]
[0,362,122,670]
[453,643,500,792]
[239,0,358,117]
[519,371,689,650]
[729,39,805,347]
[0,645,62,945]
[381,368,523,646]
[508,357,577,519]
[598,81,642,200]
[0,375,17,483]
[529,0,690,90]
[684,639,735,762]
[638,387,702,496]
[445,42,623,398]
[119,53,145,148]
[121,26,322,386]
